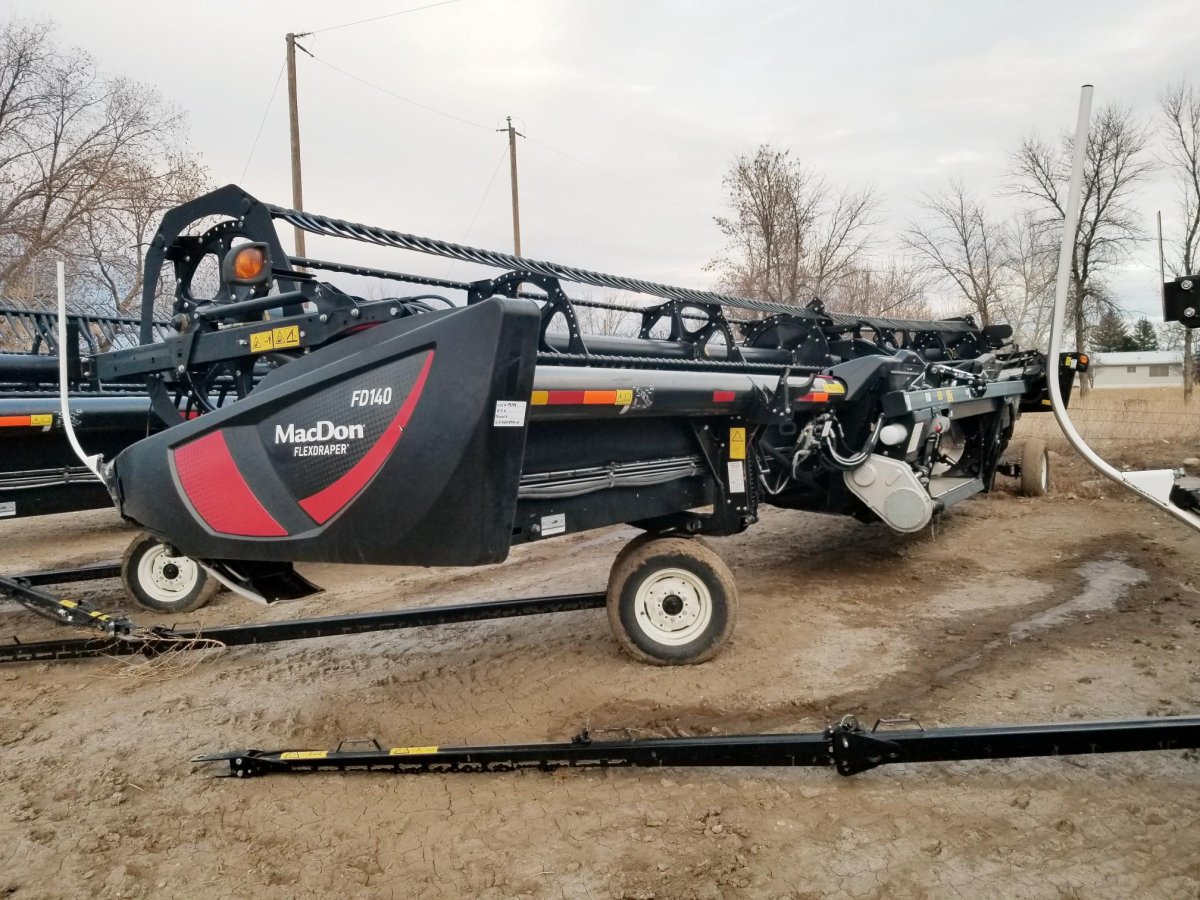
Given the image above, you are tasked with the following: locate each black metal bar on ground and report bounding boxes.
[194,715,1200,779]
[0,573,131,635]
[17,564,121,586]
[0,591,607,664]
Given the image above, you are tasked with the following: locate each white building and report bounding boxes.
[1089,350,1185,389]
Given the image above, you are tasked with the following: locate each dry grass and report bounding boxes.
[1012,387,1200,496]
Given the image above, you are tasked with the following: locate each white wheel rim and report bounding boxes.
[136,544,200,604]
[633,568,713,646]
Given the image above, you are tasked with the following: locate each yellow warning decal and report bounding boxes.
[615,389,634,406]
[729,427,746,461]
[29,414,53,427]
[389,746,438,756]
[280,750,328,760]
[249,325,301,353]
[823,381,845,395]
[59,599,78,608]
[272,325,301,349]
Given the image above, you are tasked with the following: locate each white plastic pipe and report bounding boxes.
[55,260,105,482]
[1046,86,1200,532]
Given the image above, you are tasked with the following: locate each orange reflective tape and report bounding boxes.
[583,390,618,405]
[531,390,549,406]
[0,416,31,427]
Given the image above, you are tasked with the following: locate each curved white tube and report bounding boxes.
[1046,87,1200,532]
[55,260,105,482]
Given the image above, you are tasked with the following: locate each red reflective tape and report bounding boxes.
[174,431,286,537]
[712,391,736,403]
[798,392,829,403]
[299,351,435,525]
[544,390,586,405]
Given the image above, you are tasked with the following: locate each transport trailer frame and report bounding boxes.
[194,715,1200,779]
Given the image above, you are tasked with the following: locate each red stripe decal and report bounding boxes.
[174,431,287,537]
[545,390,586,405]
[712,391,736,403]
[299,351,435,525]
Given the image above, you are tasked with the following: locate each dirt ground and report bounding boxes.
[3,439,1200,899]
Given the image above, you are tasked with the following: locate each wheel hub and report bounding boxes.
[138,544,200,602]
[634,569,713,646]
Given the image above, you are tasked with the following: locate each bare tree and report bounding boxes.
[1160,78,1200,400]
[823,260,933,321]
[996,211,1058,349]
[572,292,639,337]
[1008,102,1155,365]
[707,145,879,305]
[0,18,208,314]
[902,179,1007,326]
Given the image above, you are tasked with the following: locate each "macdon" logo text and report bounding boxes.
[275,421,365,444]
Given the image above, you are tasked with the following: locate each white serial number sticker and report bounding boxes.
[493,400,527,427]
[0,501,14,518]
[727,461,746,494]
[540,513,566,537]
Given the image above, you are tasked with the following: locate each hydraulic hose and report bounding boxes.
[819,415,885,472]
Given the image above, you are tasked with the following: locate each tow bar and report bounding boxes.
[0,565,604,664]
[194,715,1200,779]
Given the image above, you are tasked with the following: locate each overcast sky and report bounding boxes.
[20,0,1200,319]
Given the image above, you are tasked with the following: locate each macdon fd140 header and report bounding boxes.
[52,184,1084,665]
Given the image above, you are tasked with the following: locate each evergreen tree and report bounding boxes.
[1131,318,1159,351]
[1090,309,1136,352]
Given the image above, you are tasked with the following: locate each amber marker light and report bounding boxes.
[232,246,267,281]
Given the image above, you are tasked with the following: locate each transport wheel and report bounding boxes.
[1019,438,1050,497]
[606,535,738,665]
[121,533,218,614]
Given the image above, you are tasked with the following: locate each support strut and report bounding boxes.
[194,714,1200,779]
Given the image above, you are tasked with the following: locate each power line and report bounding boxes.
[307,0,467,35]
[302,51,705,218]
[446,144,511,277]
[306,51,492,132]
[239,60,286,183]
[523,135,705,217]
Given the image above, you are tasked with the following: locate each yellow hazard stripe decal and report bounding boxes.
[280,750,328,760]
[389,746,439,756]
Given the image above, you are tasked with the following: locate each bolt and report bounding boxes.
[176,364,186,374]
[1183,279,1195,291]
[390,307,399,316]
[350,308,360,318]
[1186,307,1197,319]
[319,313,328,323]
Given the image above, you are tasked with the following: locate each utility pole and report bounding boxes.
[285,32,308,260]
[498,116,524,256]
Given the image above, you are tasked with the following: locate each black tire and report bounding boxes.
[121,533,218,614]
[1020,438,1049,497]
[606,535,737,665]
